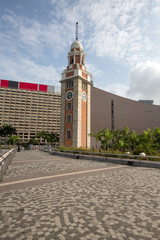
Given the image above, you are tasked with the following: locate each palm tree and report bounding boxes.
[7,135,20,146]
[121,127,129,143]
[99,128,113,151]
[2,124,17,136]
[89,132,102,150]
[28,138,39,145]
[0,124,17,144]
[128,130,137,151]
[110,129,121,150]
[47,132,59,145]
[117,139,125,153]
[36,130,49,145]
[136,129,155,155]
[153,127,160,148]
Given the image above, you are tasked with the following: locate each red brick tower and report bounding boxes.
[60,24,92,148]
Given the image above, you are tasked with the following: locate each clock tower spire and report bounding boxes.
[60,23,92,148]
[76,22,78,41]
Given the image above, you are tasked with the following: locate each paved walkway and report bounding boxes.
[0,150,160,240]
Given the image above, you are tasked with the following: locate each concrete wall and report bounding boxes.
[91,86,160,147]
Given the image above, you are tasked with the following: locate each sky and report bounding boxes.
[0,0,160,104]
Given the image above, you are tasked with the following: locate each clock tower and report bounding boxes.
[60,24,92,148]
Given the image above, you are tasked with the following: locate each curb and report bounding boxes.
[52,151,160,169]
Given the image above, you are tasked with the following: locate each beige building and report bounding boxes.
[0,79,61,143]
[91,86,160,147]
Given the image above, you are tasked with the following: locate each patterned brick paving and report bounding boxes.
[4,151,113,179]
[0,150,160,240]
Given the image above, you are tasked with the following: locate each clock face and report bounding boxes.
[82,91,87,101]
[66,91,73,100]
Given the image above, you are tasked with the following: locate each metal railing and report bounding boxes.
[0,148,16,182]
[40,146,160,165]
[52,148,160,162]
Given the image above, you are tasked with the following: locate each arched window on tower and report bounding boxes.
[70,56,74,64]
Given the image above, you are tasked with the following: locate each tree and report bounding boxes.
[90,127,160,156]
[99,128,113,151]
[120,127,129,146]
[47,132,59,145]
[110,129,121,150]
[7,135,20,146]
[117,139,126,153]
[89,132,102,150]
[0,124,17,144]
[153,128,160,148]
[128,130,137,151]
[2,124,17,137]
[28,138,39,145]
[135,129,156,155]
[36,131,59,145]
[36,130,49,144]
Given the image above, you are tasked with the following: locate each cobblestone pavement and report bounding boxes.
[0,151,160,240]
[4,151,114,179]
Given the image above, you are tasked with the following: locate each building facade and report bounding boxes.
[91,86,160,147]
[60,40,92,148]
[0,79,61,143]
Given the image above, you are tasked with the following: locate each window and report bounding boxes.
[82,82,87,90]
[66,130,71,139]
[66,114,72,123]
[70,56,74,64]
[82,57,84,65]
[67,102,72,110]
[66,81,73,89]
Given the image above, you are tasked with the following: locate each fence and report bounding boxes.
[41,146,160,161]
[40,146,160,168]
[0,148,16,182]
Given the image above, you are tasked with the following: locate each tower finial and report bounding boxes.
[76,22,78,41]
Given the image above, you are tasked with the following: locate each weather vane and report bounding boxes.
[76,22,78,41]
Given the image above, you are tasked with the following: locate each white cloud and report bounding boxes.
[1,0,159,66]
[1,10,73,59]
[48,0,151,66]
[127,61,160,105]
[0,53,60,86]
[96,61,160,106]
[19,20,71,56]
[2,10,22,28]
[50,0,57,4]
[103,83,129,98]
[85,63,102,78]
[83,0,150,64]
